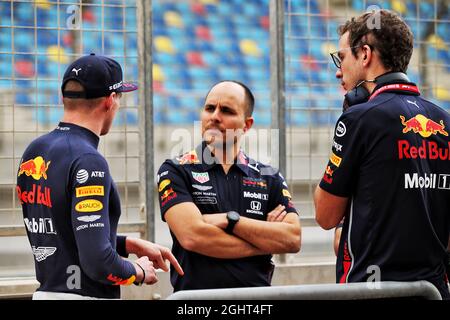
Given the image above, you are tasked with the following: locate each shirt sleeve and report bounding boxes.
[269,171,298,215]
[157,160,194,221]
[70,153,136,286]
[116,235,128,257]
[319,111,364,197]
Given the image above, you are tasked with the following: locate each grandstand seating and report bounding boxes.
[0,0,448,127]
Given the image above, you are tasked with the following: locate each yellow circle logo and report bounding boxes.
[75,199,103,212]
[158,179,171,192]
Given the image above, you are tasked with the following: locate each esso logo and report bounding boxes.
[336,121,347,137]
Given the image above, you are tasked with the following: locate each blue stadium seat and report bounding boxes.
[166,110,187,124]
[164,66,191,84]
[0,61,13,77]
[289,111,309,126]
[36,92,58,105]
[15,92,32,105]
[114,109,138,126]
[250,80,269,92]
[13,2,34,27]
[191,81,209,91]
[253,110,271,126]
[179,96,202,112]
[0,2,11,26]
[248,67,269,82]
[36,108,64,124]
[256,98,270,111]
[36,59,49,76]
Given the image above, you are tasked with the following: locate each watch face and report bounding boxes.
[228,211,240,221]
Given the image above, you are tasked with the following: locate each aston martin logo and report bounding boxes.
[32,246,56,262]
[77,215,101,223]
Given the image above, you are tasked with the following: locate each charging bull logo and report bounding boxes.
[107,274,135,286]
[177,150,200,165]
[160,187,177,206]
[18,156,51,180]
[400,115,448,138]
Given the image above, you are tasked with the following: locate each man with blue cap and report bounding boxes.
[17,54,183,299]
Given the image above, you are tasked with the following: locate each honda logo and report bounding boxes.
[250,201,261,211]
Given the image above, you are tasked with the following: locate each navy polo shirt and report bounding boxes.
[319,89,450,299]
[17,122,135,299]
[157,142,298,291]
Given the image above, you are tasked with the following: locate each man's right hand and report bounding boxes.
[134,256,158,285]
[126,237,184,276]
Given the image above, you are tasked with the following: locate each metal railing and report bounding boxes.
[167,281,443,300]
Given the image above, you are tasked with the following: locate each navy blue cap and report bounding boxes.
[61,53,138,99]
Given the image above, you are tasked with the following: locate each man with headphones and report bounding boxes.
[314,9,450,299]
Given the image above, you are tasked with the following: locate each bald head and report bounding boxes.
[205,81,254,117]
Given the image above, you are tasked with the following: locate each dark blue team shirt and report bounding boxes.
[320,89,450,299]
[17,122,135,299]
[157,142,298,291]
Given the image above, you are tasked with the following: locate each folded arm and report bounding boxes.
[165,202,267,259]
[203,207,301,254]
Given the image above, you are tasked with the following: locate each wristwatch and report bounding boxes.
[225,211,240,234]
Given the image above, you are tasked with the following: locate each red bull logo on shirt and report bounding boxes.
[107,273,135,286]
[322,166,334,184]
[161,187,177,206]
[177,150,200,165]
[18,156,51,180]
[158,179,171,192]
[398,140,450,160]
[282,189,292,200]
[242,177,267,189]
[16,185,52,208]
[400,114,448,138]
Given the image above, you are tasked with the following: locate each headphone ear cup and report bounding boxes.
[344,86,370,109]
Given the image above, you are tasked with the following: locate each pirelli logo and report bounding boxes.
[76,185,104,198]
[330,152,342,167]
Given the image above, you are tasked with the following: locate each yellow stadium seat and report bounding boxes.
[427,34,448,50]
[391,0,407,15]
[434,87,450,101]
[153,64,165,82]
[239,39,261,57]
[164,11,184,28]
[321,42,337,58]
[35,0,51,10]
[47,46,69,64]
[154,36,176,54]
[199,0,218,4]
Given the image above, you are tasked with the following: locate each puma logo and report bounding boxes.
[407,100,419,109]
[72,68,82,76]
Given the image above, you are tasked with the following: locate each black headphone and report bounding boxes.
[343,72,412,109]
